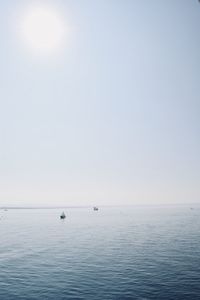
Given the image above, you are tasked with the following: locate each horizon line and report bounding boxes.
[0,203,199,209]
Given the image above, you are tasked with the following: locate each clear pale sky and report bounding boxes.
[0,0,200,207]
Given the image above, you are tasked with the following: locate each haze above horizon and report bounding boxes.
[1,0,200,207]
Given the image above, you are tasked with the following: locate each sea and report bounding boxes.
[0,205,200,300]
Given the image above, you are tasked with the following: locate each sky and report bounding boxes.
[0,0,200,207]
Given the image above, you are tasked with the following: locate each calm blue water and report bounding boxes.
[0,205,200,300]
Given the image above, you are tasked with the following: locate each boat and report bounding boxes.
[60,212,66,219]
[93,207,99,211]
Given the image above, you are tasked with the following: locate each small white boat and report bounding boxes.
[60,212,66,219]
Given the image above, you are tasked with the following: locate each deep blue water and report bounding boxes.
[0,205,200,300]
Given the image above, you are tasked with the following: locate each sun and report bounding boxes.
[20,6,65,55]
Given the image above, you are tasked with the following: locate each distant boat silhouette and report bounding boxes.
[93,207,99,211]
[60,212,66,219]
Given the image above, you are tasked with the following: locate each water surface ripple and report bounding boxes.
[0,206,200,299]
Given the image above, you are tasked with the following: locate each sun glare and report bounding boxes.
[20,6,65,55]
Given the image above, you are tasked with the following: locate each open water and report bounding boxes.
[0,205,200,299]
